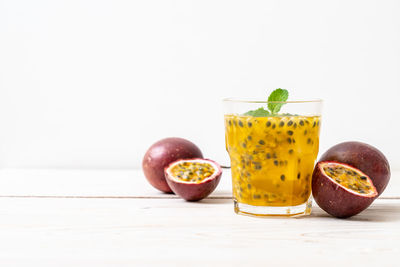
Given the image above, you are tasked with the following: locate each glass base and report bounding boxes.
[234,198,312,217]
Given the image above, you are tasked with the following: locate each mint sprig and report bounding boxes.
[243,88,289,117]
[267,88,289,114]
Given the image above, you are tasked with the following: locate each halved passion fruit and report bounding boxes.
[318,141,390,196]
[312,161,378,218]
[164,158,222,201]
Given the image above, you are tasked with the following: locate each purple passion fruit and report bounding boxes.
[312,161,378,218]
[165,158,222,201]
[142,137,203,193]
[319,141,390,196]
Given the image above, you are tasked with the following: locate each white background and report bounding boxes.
[0,0,399,169]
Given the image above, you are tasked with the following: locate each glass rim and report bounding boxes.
[222,97,323,104]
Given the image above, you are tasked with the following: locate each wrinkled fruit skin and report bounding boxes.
[165,159,222,201]
[319,141,390,196]
[312,162,377,218]
[142,138,203,193]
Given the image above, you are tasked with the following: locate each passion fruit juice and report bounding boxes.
[225,115,321,207]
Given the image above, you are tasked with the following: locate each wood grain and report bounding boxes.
[0,169,398,198]
[0,169,398,266]
[0,197,398,266]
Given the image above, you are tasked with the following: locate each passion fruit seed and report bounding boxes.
[323,165,373,195]
[171,162,215,184]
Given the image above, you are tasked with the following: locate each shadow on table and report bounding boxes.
[198,197,232,204]
[310,200,400,222]
[349,201,400,222]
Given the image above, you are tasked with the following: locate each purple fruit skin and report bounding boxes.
[142,138,203,193]
[312,162,377,218]
[319,141,390,196]
[165,159,222,201]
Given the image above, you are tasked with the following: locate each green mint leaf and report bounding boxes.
[243,107,270,117]
[267,88,289,114]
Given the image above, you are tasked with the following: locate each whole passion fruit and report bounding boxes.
[319,141,390,196]
[142,137,203,193]
[164,158,222,201]
[312,161,378,218]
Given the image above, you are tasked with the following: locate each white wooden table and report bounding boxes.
[0,168,399,266]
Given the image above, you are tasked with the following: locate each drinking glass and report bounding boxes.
[223,98,323,216]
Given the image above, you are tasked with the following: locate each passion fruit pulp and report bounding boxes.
[142,137,203,193]
[165,159,222,201]
[312,161,378,218]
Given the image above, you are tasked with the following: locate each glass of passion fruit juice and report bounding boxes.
[223,98,323,216]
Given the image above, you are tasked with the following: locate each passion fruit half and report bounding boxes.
[142,137,203,193]
[319,141,390,196]
[312,161,378,218]
[165,158,222,201]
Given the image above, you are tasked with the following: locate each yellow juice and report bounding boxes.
[224,115,321,207]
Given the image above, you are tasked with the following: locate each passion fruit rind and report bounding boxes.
[165,158,222,201]
[312,161,378,218]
